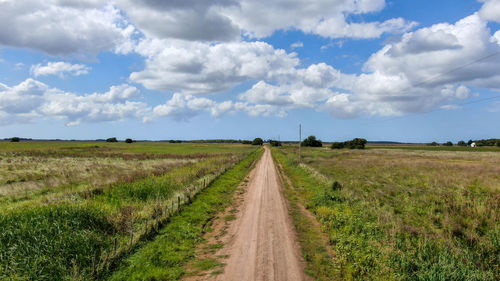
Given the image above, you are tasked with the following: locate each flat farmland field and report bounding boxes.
[0,141,257,280]
[273,145,500,280]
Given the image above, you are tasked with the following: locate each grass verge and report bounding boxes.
[107,147,264,280]
[272,148,339,280]
[272,150,338,280]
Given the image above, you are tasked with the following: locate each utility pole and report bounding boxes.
[298,124,301,163]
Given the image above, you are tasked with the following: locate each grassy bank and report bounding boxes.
[272,146,500,280]
[108,147,264,280]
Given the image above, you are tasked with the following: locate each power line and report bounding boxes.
[363,50,500,124]
[366,94,500,125]
[409,50,500,90]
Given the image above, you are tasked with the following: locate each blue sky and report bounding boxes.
[1,0,500,142]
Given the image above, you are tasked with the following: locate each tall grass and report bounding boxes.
[0,205,113,280]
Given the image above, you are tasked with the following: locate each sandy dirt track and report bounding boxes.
[214,146,306,281]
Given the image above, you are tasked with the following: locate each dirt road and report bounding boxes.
[214,146,305,281]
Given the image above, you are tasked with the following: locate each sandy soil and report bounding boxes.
[209,146,306,281]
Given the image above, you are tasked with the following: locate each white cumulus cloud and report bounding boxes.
[0,79,148,126]
[479,0,500,22]
[131,39,299,94]
[31,62,91,78]
[0,1,136,56]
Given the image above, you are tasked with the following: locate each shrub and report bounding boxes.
[443,141,453,146]
[331,138,366,149]
[302,136,323,147]
[332,181,344,190]
[331,142,344,149]
[10,137,20,142]
[125,138,133,143]
[106,137,118,143]
[269,140,282,147]
[428,142,439,146]
[457,140,467,146]
[252,138,264,146]
[346,138,367,149]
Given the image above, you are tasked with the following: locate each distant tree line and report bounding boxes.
[189,139,252,144]
[427,139,500,147]
[470,138,500,147]
[5,137,32,142]
[269,140,282,147]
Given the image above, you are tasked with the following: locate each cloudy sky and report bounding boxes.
[1,0,500,142]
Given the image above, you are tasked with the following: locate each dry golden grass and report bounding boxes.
[0,154,193,199]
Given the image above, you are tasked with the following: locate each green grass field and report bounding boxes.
[273,145,500,280]
[0,141,257,280]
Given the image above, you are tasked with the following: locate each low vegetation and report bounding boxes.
[0,141,256,280]
[273,145,500,280]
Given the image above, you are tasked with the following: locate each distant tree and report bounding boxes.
[269,140,282,147]
[125,138,133,143]
[241,140,252,144]
[457,140,467,146]
[467,139,473,146]
[106,137,118,143]
[330,138,367,149]
[252,138,264,146]
[301,136,323,147]
[428,142,439,146]
[330,142,344,149]
[443,141,453,146]
[347,138,367,149]
[10,137,20,142]
[496,141,500,147]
